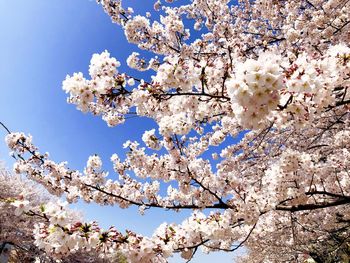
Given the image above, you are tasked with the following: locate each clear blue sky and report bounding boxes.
[0,1,240,261]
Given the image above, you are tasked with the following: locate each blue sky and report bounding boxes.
[0,1,241,261]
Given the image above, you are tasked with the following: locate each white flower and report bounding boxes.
[89,50,120,78]
[12,200,30,216]
[127,78,135,86]
[87,155,102,170]
[142,129,161,150]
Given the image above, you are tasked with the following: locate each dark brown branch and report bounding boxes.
[154,92,230,102]
[85,183,230,210]
[0,122,11,134]
[276,198,350,212]
[204,222,257,252]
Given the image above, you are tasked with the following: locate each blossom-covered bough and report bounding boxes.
[2,0,350,262]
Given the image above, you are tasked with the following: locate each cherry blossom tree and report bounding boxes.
[2,0,350,262]
[0,163,126,262]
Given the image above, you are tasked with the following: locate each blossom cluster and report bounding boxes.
[227,54,283,129]
[62,51,133,126]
